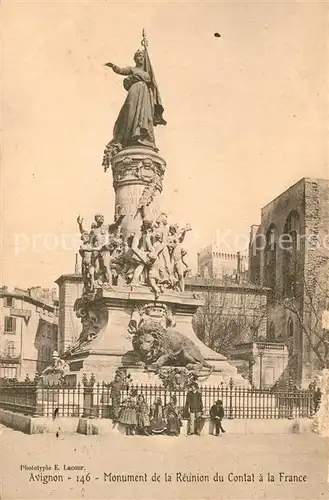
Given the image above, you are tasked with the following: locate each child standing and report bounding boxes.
[109,370,132,423]
[210,400,226,436]
[119,389,138,435]
[136,394,151,435]
[165,395,182,436]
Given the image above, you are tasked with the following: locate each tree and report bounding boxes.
[192,279,267,357]
[282,261,329,370]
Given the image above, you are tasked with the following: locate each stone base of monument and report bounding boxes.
[110,146,166,241]
[63,286,248,387]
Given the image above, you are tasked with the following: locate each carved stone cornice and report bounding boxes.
[110,147,166,191]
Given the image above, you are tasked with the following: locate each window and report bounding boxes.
[4,296,14,308]
[47,324,53,339]
[4,317,16,334]
[282,211,301,298]
[264,225,277,290]
[5,341,16,358]
[267,322,275,341]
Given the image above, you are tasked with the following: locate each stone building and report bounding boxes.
[249,177,329,387]
[185,277,288,388]
[197,244,248,281]
[55,274,84,355]
[186,277,268,339]
[0,286,59,379]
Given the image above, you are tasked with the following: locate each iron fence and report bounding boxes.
[0,380,316,420]
[0,383,38,415]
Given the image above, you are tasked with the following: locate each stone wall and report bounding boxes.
[197,245,248,280]
[248,177,329,386]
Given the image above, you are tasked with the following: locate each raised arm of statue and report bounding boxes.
[178,224,192,243]
[108,214,125,233]
[77,215,85,235]
[105,63,132,76]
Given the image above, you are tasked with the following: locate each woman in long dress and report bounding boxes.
[165,395,182,436]
[105,49,166,149]
[150,398,167,434]
[119,389,138,435]
[136,394,151,435]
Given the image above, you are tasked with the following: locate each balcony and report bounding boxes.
[0,351,20,363]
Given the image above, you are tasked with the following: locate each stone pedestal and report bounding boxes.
[110,147,166,239]
[64,287,248,386]
[231,341,289,388]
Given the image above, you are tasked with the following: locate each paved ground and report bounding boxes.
[1,424,328,500]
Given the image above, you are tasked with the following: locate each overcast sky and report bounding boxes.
[1,0,328,289]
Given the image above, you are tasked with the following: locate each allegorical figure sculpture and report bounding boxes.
[40,350,69,385]
[77,211,125,292]
[103,31,166,166]
[76,207,192,298]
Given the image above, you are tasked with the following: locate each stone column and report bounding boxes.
[110,146,166,239]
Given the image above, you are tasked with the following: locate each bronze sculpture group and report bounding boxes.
[78,33,193,299]
[77,210,192,298]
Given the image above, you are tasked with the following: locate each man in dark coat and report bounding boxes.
[184,383,203,435]
[210,400,226,436]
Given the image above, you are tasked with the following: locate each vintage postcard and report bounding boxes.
[1,1,329,499]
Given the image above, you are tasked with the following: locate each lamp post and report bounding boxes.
[258,344,265,390]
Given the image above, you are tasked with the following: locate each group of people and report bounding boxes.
[118,390,182,436]
[183,382,226,436]
[110,375,226,437]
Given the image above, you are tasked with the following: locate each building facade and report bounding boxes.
[249,177,329,386]
[0,286,59,379]
[197,244,248,282]
[55,274,84,355]
[186,277,268,341]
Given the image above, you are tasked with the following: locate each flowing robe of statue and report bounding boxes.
[109,48,166,149]
[112,65,155,148]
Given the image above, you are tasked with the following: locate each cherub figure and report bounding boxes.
[153,213,173,286]
[79,231,97,291]
[77,211,125,287]
[168,223,192,292]
[127,220,165,298]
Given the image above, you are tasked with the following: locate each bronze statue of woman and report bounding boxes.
[105,45,166,150]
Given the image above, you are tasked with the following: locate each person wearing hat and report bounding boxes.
[119,388,138,435]
[210,400,226,436]
[184,383,204,435]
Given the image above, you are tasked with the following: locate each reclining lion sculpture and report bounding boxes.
[131,320,214,372]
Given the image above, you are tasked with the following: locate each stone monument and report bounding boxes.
[59,31,247,387]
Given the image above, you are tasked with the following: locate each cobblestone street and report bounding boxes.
[1,424,328,499]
